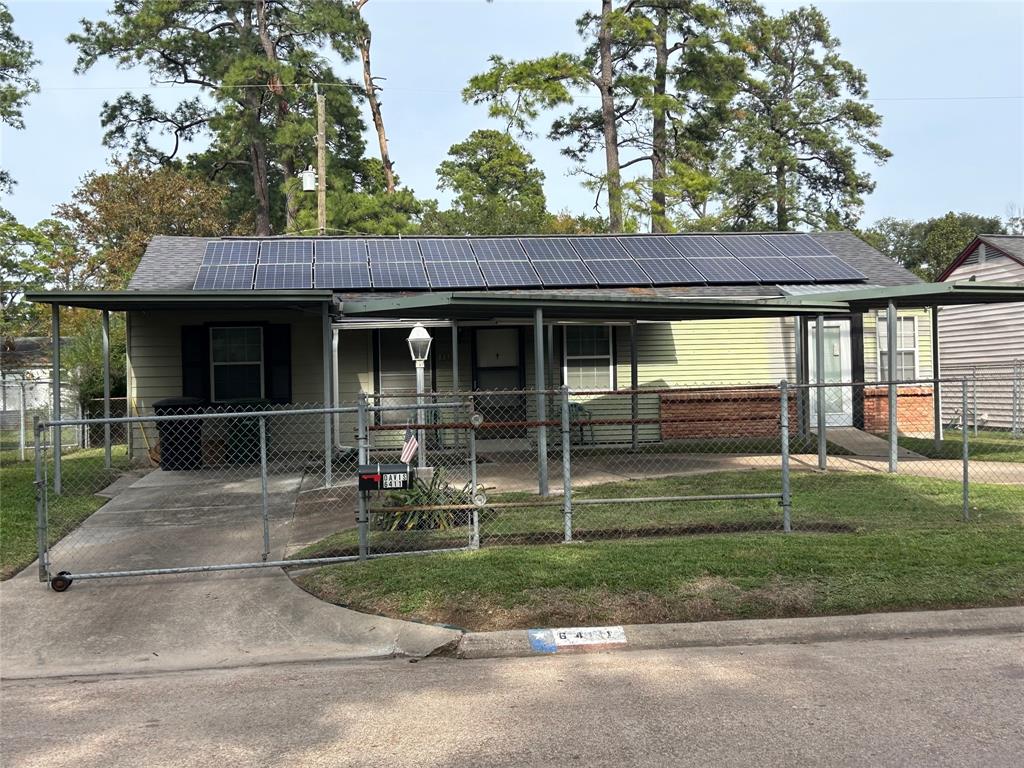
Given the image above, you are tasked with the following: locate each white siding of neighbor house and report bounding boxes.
[939,254,1024,429]
[127,309,326,460]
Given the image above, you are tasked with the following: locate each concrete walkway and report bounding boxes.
[815,426,924,458]
[0,469,458,679]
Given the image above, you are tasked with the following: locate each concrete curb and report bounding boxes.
[454,607,1024,659]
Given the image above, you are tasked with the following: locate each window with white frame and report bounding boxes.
[210,326,264,402]
[877,315,918,382]
[563,326,613,390]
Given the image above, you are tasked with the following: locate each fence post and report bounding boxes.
[780,381,792,533]
[34,417,48,583]
[1014,360,1022,439]
[19,381,26,462]
[258,416,271,561]
[469,398,480,550]
[560,385,572,543]
[962,378,969,522]
[356,393,369,560]
[971,366,978,436]
[815,315,827,470]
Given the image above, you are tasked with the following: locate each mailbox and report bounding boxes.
[358,463,414,492]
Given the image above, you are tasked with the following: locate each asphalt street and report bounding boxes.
[2,632,1022,767]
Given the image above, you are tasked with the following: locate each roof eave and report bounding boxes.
[24,290,336,311]
[767,280,1024,310]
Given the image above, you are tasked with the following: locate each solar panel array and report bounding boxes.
[193,235,866,291]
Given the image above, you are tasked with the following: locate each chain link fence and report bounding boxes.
[29,376,1024,590]
[1,379,85,460]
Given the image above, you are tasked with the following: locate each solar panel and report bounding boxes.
[314,263,372,290]
[791,256,865,281]
[668,235,734,259]
[202,241,260,266]
[371,261,429,289]
[419,239,476,261]
[424,260,486,288]
[587,259,652,286]
[254,264,313,289]
[617,236,680,259]
[761,234,831,258]
[740,257,813,283]
[531,259,595,287]
[519,238,581,261]
[314,240,367,262]
[478,259,540,287]
[193,264,255,290]
[469,238,527,261]
[259,240,313,264]
[366,239,422,262]
[633,258,705,285]
[569,237,629,260]
[686,257,758,284]
[713,235,784,259]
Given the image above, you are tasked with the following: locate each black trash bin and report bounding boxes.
[225,399,271,465]
[153,397,207,470]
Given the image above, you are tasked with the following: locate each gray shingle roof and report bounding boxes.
[979,234,1024,265]
[126,231,922,298]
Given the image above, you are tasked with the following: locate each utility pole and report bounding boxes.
[316,84,327,236]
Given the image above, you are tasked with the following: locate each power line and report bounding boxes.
[27,80,1024,103]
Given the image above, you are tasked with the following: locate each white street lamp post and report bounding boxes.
[406,323,432,468]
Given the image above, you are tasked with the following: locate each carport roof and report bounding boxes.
[768,280,1024,311]
[339,291,848,321]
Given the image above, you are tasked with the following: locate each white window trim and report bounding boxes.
[562,325,614,391]
[875,314,919,382]
[209,326,264,403]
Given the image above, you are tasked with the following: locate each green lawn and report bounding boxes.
[897,429,1024,463]
[292,470,1023,559]
[0,447,129,580]
[294,471,1024,630]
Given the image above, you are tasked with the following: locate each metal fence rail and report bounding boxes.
[28,376,1024,591]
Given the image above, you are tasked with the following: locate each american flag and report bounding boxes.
[400,425,418,464]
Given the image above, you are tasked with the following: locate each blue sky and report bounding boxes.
[1,0,1021,229]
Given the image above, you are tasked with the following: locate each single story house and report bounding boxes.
[26,231,1024,470]
[936,234,1024,430]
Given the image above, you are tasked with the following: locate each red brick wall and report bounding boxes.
[661,389,798,439]
[863,385,935,433]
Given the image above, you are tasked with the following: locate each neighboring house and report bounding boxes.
[100,231,937,459]
[937,235,1024,430]
[0,337,74,425]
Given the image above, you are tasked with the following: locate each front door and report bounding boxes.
[807,320,853,427]
[472,328,526,438]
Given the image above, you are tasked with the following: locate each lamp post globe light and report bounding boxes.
[406,323,432,468]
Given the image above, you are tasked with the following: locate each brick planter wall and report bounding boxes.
[862,385,935,434]
[661,388,797,439]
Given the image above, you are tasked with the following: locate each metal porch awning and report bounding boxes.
[767,280,1024,311]
[339,291,849,321]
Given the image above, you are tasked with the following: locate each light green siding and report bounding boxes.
[127,308,326,460]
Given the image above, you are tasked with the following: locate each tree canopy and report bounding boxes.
[69,0,369,235]
[863,212,1006,281]
[423,130,548,236]
[0,1,38,192]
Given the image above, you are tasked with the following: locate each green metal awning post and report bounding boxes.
[534,308,549,496]
[887,300,898,473]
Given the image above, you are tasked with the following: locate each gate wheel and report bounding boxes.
[50,572,73,592]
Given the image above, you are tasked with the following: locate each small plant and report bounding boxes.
[378,468,475,531]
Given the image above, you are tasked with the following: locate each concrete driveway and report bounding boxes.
[0,469,458,679]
